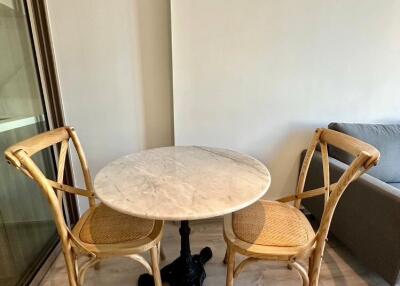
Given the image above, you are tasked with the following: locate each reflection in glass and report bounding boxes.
[0,1,58,285]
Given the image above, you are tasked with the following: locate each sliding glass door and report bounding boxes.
[0,0,58,285]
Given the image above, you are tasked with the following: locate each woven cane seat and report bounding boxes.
[76,204,155,244]
[232,200,315,247]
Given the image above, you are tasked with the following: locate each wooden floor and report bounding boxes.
[40,219,388,286]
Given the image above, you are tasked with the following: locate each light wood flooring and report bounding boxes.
[39,219,388,286]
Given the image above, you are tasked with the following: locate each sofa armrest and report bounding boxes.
[301,150,400,285]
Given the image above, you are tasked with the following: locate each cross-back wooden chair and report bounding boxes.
[4,126,163,286]
[223,128,380,286]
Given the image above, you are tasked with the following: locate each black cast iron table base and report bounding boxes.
[138,221,213,286]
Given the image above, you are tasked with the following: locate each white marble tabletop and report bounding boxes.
[94,146,271,221]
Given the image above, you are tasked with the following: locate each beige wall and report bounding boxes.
[46,0,173,213]
[171,0,400,199]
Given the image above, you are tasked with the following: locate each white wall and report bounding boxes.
[171,0,400,199]
[46,0,173,213]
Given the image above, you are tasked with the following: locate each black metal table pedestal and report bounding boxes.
[138,220,213,286]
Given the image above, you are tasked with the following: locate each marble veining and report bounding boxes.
[94,146,271,221]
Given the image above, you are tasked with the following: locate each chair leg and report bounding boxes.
[78,257,99,286]
[226,246,235,286]
[150,246,162,286]
[158,242,166,261]
[223,247,229,264]
[309,254,323,286]
[308,255,314,277]
[64,248,78,286]
[127,254,153,274]
[309,244,325,286]
[291,261,309,286]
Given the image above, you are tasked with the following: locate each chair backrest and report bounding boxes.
[4,127,95,256]
[295,128,380,284]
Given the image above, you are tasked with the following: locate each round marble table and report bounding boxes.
[95,146,271,286]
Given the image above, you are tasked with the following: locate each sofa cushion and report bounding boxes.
[328,123,400,183]
[389,182,400,190]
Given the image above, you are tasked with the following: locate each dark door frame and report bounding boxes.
[22,0,79,284]
[26,0,80,226]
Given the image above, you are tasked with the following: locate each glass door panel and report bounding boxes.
[0,0,58,285]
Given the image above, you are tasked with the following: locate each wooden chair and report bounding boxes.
[4,127,163,286]
[223,128,380,286]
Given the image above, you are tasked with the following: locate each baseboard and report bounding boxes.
[29,243,61,286]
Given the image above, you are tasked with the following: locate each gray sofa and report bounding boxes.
[302,123,400,285]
